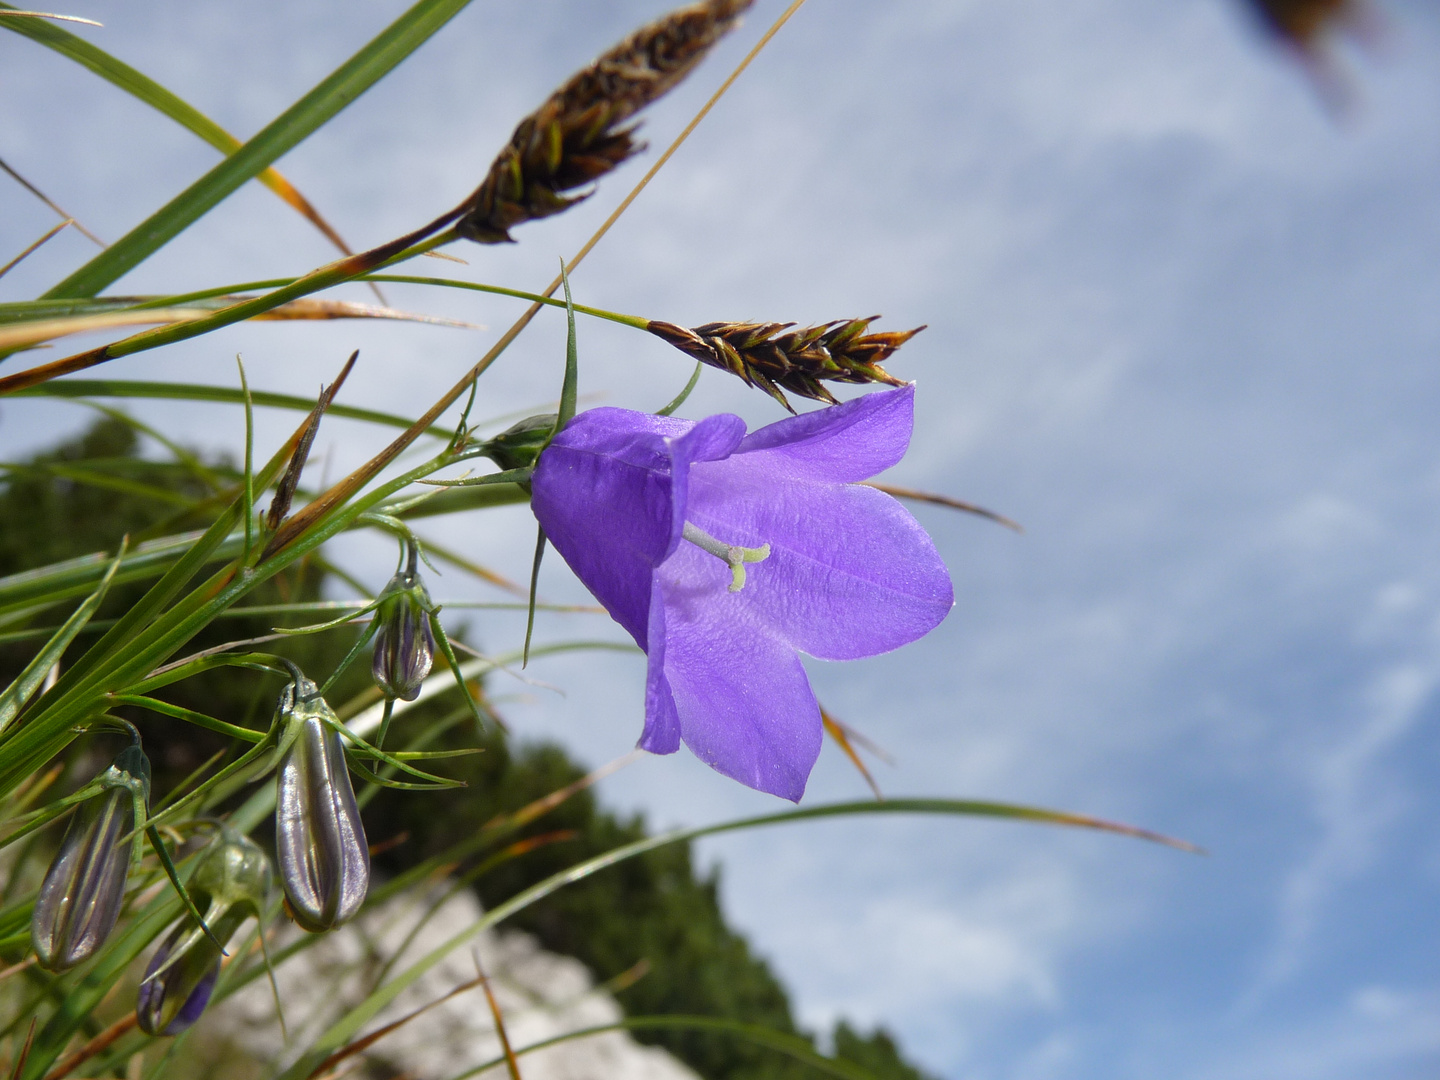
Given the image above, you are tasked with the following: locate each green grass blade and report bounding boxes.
[277,797,1194,1079]
[39,0,477,299]
[15,379,449,436]
[0,3,357,258]
[0,529,229,618]
[446,1016,879,1080]
[0,544,121,733]
[557,262,579,429]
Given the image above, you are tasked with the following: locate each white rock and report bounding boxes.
[217,884,701,1080]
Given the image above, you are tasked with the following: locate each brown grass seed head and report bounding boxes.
[457,0,755,244]
[648,317,925,412]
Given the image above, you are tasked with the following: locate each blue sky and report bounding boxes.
[4,1,1440,1077]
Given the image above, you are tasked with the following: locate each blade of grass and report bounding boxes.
[15,379,450,438]
[38,0,477,299]
[0,299,478,351]
[862,482,1023,533]
[0,154,103,246]
[0,4,377,270]
[259,0,814,562]
[475,955,523,1080]
[275,795,1198,1079]
[0,544,122,734]
[0,10,99,27]
[821,708,882,801]
[0,219,75,281]
[444,1016,879,1080]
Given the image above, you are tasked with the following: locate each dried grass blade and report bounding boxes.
[261,0,811,560]
[0,154,103,246]
[249,298,479,327]
[0,220,75,280]
[821,708,882,801]
[7,1018,36,1080]
[38,1014,136,1080]
[265,350,359,531]
[864,482,1024,533]
[475,955,524,1080]
[0,298,470,352]
[38,0,477,300]
[0,309,209,351]
[0,12,370,272]
[482,749,642,833]
[304,973,487,1079]
[0,9,98,24]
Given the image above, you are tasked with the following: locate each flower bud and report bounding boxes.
[275,675,369,932]
[31,744,150,972]
[484,413,556,472]
[136,828,269,1036]
[371,569,435,702]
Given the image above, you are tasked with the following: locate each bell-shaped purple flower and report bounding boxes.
[31,744,149,972]
[530,385,953,801]
[274,675,370,932]
[136,828,269,1036]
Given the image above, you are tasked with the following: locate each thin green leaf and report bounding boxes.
[0,2,359,258]
[110,694,265,744]
[0,542,122,733]
[445,1016,880,1080]
[275,796,1196,1080]
[656,360,703,416]
[238,357,255,560]
[37,0,477,299]
[146,826,223,952]
[556,261,578,431]
[415,465,533,488]
[0,460,200,509]
[15,379,450,437]
[0,530,226,619]
[522,527,545,668]
[317,619,380,697]
[345,759,459,791]
[430,613,492,732]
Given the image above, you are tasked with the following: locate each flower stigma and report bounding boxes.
[681,521,771,592]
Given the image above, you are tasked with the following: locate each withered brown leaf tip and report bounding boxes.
[648,317,925,412]
[457,0,754,244]
[1249,0,1356,50]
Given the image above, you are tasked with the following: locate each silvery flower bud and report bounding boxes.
[136,828,269,1036]
[371,559,435,702]
[275,675,369,932]
[31,744,150,972]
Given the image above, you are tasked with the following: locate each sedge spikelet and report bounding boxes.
[457,0,754,244]
[1249,0,1354,47]
[647,317,925,412]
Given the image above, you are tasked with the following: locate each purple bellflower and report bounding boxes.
[531,385,953,801]
[136,828,269,1036]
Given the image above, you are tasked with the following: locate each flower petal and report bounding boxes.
[656,545,823,801]
[533,409,744,643]
[684,457,953,660]
[735,385,916,483]
[640,578,681,754]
